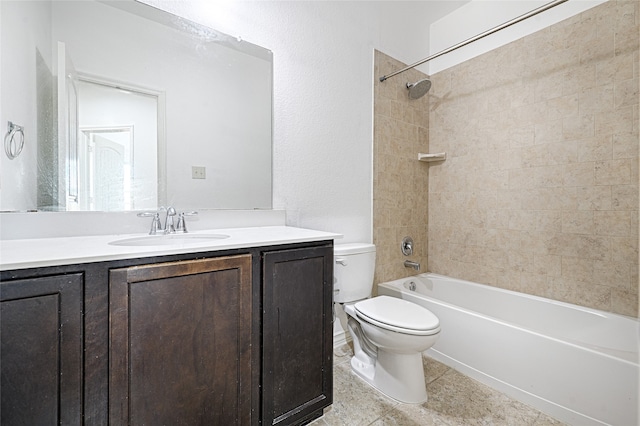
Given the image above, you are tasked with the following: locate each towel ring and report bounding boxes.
[4,121,24,160]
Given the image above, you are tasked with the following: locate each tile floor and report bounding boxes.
[311,344,565,426]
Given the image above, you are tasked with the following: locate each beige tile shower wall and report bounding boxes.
[373,51,430,286]
[428,0,639,317]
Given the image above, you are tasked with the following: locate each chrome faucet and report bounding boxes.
[164,206,177,234]
[138,206,187,235]
[138,206,198,235]
[404,260,420,271]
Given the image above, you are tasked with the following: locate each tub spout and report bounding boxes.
[404,260,420,271]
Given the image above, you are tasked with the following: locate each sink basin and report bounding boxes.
[110,233,229,247]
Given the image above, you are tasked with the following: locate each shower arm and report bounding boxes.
[379,0,568,82]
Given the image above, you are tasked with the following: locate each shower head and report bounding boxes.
[406,79,431,100]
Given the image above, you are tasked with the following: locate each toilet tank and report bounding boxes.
[333,243,376,303]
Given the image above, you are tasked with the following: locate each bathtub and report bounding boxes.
[378,273,639,426]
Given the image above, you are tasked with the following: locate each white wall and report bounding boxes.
[143,0,435,243]
[428,0,607,74]
[2,0,474,239]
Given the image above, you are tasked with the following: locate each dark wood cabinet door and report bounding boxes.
[262,245,333,425]
[1,273,84,426]
[109,254,253,425]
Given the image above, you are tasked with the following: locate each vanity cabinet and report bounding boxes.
[0,274,83,425]
[262,245,333,425]
[109,255,253,425]
[0,239,333,426]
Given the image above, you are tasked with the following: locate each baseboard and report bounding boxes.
[333,330,351,348]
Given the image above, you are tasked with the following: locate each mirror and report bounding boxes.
[0,0,272,212]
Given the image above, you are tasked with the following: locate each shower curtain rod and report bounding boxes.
[379,0,569,82]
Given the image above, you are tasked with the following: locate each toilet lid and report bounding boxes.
[354,296,440,336]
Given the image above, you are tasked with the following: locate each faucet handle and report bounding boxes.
[137,211,162,235]
[175,211,198,233]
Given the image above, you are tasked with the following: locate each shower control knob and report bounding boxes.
[401,236,414,256]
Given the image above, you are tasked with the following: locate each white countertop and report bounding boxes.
[0,226,342,271]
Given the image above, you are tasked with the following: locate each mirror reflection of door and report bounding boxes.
[57,41,80,210]
[76,78,160,211]
[80,128,132,210]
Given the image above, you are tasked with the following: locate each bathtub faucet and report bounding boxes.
[404,260,420,271]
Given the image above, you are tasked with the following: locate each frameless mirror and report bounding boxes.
[0,0,272,212]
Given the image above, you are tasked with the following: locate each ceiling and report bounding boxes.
[419,0,473,24]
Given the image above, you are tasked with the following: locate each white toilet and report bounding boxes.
[334,243,440,404]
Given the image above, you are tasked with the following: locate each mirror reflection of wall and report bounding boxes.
[0,0,273,212]
[0,0,50,212]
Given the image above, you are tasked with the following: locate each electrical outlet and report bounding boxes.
[192,166,206,179]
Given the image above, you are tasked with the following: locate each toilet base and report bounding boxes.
[350,350,428,404]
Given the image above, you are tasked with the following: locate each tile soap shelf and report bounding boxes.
[418,152,446,162]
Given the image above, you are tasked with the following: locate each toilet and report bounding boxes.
[334,243,440,404]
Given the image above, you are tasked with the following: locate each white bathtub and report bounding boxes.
[378,273,639,426]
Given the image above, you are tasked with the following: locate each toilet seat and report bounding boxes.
[354,296,440,336]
